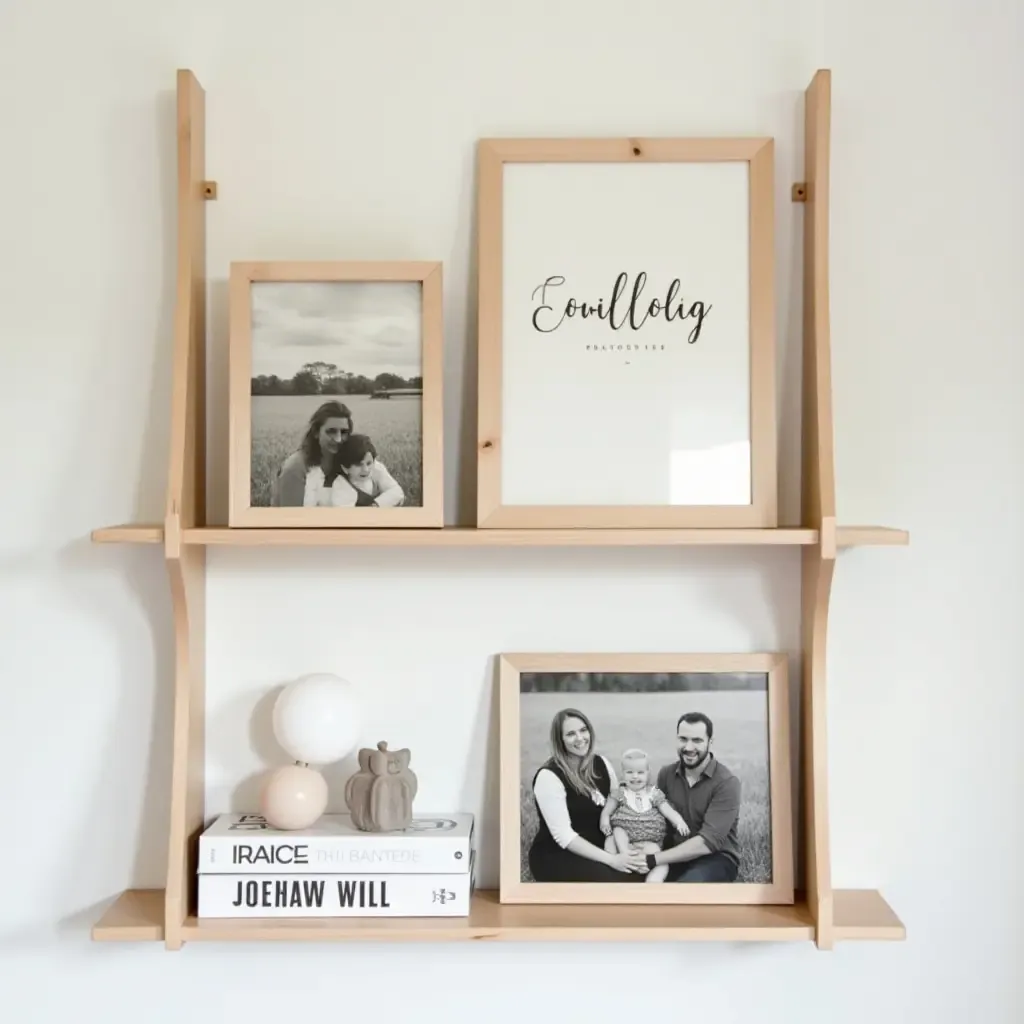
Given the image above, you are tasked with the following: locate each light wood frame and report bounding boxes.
[476,137,777,529]
[228,260,444,528]
[90,69,907,949]
[499,652,793,906]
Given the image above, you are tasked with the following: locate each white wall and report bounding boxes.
[2,0,1021,1021]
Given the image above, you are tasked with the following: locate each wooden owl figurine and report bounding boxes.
[344,741,418,832]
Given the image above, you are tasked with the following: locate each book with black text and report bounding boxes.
[197,812,474,874]
[197,852,476,918]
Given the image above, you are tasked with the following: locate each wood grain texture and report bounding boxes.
[475,140,504,526]
[182,526,820,546]
[418,263,445,526]
[228,260,444,528]
[748,138,779,527]
[480,137,773,163]
[766,653,795,903]
[165,69,207,541]
[237,260,439,281]
[799,70,838,950]
[794,72,835,950]
[476,136,778,529]
[801,70,837,530]
[226,260,253,528]
[833,889,906,941]
[800,546,835,949]
[836,525,909,547]
[163,545,205,951]
[162,69,208,951]
[499,653,794,905]
[91,524,163,543]
[184,890,814,942]
[476,504,780,529]
[499,651,786,674]
[91,889,165,942]
[91,887,902,944]
[91,523,911,547]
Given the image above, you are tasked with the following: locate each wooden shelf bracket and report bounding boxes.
[798,68,838,950]
[162,69,209,951]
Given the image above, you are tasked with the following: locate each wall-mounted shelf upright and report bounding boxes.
[90,68,907,950]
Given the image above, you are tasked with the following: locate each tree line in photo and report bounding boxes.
[251,360,423,396]
[520,672,768,693]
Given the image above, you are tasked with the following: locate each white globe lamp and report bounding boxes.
[260,673,363,831]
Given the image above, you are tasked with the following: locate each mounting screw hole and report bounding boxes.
[632,146,641,156]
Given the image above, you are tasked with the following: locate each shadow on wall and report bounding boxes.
[48,535,174,930]
[211,681,363,816]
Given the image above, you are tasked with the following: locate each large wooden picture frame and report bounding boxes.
[228,260,444,528]
[477,138,777,529]
[500,651,794,905]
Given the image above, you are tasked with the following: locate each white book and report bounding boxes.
[197,812,474,874]
[198,853,476,918]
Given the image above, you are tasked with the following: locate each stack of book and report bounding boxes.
[196,811,476,918]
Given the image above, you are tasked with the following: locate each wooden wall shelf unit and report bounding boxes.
[91,69,907,951]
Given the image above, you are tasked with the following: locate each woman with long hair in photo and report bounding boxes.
[271,400,353,506]
[270,400,402,507]
[528,708,648,882]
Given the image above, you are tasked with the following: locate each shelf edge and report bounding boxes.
[89,524,908,549]
[832,888,906,941]
[90,887,903,944]
[91,889,165,941]
[186,527,820,547]
[91,524,164,544]
[836,525,909,547]
[92,525,821,547]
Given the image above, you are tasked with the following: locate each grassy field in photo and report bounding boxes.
[518,690,772,883]
[251,394,423,507]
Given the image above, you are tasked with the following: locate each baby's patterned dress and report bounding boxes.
[609,784,668,845]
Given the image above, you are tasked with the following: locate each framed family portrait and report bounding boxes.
[228,261,444,527]
[499,652,793,905]
[476,138,778,528]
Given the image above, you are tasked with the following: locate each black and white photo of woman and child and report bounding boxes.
[248,279,424,510]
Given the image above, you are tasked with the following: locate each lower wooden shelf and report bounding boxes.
[91,888,905,945]
[91,888,165,942]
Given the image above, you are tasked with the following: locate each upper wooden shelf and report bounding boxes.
[91,887,905,945]
[91,524,909,548]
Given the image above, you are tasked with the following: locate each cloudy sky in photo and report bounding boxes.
[250,280,422,380]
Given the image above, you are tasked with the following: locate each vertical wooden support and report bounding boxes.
[163,69,208,950]
[800,68,837,950]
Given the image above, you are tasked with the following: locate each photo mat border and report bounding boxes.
[499,651,794,905]
[476,137,778,529]
[227,260,444,528]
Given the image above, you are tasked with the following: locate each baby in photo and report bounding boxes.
[304,433,405,508]
[599,747,689,883]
